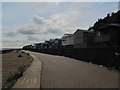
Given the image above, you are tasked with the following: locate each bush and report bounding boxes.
[18,55,22,57]
[27,53,30,56]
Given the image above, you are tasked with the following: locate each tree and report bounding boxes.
[88,11,120,31]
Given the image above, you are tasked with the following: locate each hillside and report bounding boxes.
[89,11,120,30]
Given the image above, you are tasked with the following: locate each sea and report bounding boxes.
[0,48,13,51]
[0,48,11,54]
[0,48,21,54]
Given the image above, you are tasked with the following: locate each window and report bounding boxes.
[97,31,101,36]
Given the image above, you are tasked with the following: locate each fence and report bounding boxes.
[28,46,120,69]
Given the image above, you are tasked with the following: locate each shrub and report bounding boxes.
[27,53,30,56]
[18,55,22,57]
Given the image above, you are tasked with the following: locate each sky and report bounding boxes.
[1,1,119,48]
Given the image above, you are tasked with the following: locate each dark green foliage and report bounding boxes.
[89,11,120,31]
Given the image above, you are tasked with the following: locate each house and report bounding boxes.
[49,39,55,49]
[34,43,42,49]
[23,45,32,50]
[41,43,45,49]
[94,23,120,46]
[61,34,74,48]
[52,38,62,49]
[44,41,50,49]
[73,29,95,48]
[84,31,96,47]
[24,44,34,50]
[31,44,37,49]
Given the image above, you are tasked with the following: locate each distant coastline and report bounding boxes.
[0,48,14,51]
[0,48,14,54]
[0,48,22,54]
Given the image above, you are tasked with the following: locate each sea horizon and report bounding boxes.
[0,48,22,52]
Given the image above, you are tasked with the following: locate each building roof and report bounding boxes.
[95,23,120,30]
[61,33,73,39]
[74,29,92,34]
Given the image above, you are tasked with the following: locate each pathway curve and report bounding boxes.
[28,51,119,88]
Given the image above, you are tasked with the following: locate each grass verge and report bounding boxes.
[2,50,33,89]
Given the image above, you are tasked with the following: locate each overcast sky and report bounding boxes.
[1,2,118,48]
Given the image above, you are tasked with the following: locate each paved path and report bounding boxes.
[12,51,42,89]
[27,51,119,88]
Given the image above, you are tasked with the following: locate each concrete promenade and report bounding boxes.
[12,51,42,89]
[27,51,119,88]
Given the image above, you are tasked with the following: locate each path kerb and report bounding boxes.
[12,51,42,89]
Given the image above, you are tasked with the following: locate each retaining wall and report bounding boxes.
[27,46,120,69]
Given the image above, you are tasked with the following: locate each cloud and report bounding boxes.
[46,28,63,35]
[2,40,14,43]
[27,36,40,41]
[15,14,74,36]
[6,31,17,37]
[2,39,20,48]
[18,27,36,35]
[2,25,14,31]
[30,15,44,25]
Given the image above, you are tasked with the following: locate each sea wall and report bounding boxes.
[27,46,120,69]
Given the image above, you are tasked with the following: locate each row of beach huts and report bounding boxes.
[23,23,120,50]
